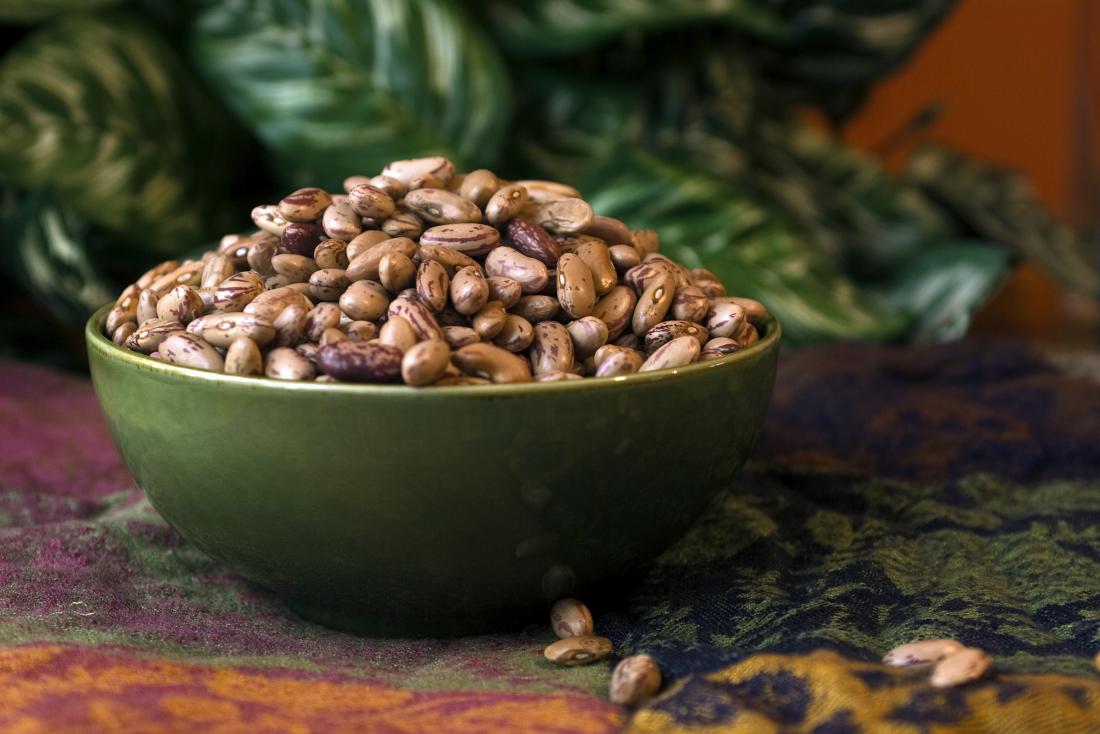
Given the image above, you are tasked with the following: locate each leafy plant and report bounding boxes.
[0,12,242,254]
[191,0,511,190]
[0,0,1093,357]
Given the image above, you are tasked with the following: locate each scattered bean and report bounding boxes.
[883,639,965,668]
[550,598,593,639]
[609,655,661,707]
[543,635,612,667]
[929,648,992,688]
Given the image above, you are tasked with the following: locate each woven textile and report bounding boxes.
[1,341,1099,732]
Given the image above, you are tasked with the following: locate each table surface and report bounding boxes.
[2,339,1100,733]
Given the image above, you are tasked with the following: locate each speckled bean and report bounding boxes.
[508,296,556,324]
[213,271,264,312]
[530,321,574,375]
[247,235,278,276]
[245,286,313,321]
[251,204,287,236]
[346,237,418,282]
[594,346,644,377]
[452,343,532,383]
[671,285,709,323]
[126,319,183,354]
[492,314,534,353]
[202,312,276,348]
[585,215,631,245]
[609,655,661,707]
[543,635,612,667]
[419,223,500,257]
[631,230,660,256]
[367,174,406,200]
[632,274,677,337]
[381,210,423,239]
[691,268,726,298]
[156,285,205,324]
[265,347,316,380]
[224,337,263,376]
[388,296,444,342]
[550,598,594,639]
[401,339,451,386]
[346,230,391,261]
[136,260,178,290]
[160,332,224,372]
[347,184,396,220]
[485,247,549,294]
[930,648,991,688]
[472,300,507,341]
[706,301,747,338]
[417,243,480,276]
[644,320,709,352]
[486,276,522,309]
[883,639,964,668]
[416,259,450,312]
[201,254,236,290]
[566,317,608,360]
[281,222,326,257]
[341,320,376,342]
[304,302,341,343]
[485,183,529,225]
[272,254,319,283]
[322,197,362,241]
[404,188,482,225]
[505,218,560,267]
[556,253,597,319]
[531,198,594,234]
[513,180,581,203]
[639,336,700,372]
[381,157,455,187]
[442,326,480,349]
[279,187,331,222]
[448,266,489,316]
[379,316,418,352]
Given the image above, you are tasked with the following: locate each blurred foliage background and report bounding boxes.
[0,0,1097,368]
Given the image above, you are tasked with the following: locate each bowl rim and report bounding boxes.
[87,303,780,396]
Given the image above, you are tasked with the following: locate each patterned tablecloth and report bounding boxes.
[2,340,1099,733]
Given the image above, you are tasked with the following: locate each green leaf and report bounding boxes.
[0,0,122,24]
[908,145,1100,297]
[475,0,784,59]
[581,149,910,345]
[880,242,1010,342]
[744,121,957,278]
[477,1,955,116]
[0,189,115,324]
[191,0,511,189]
[0,12,239,254]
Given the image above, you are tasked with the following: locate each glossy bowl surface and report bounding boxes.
[87,305,779,636]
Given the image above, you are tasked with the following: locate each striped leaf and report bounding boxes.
[477,0,954,116]
[475,0,784,58]
[582,150,910,345]
[191,0,510,189]
[0,13,238,253]
[1,189,115,325]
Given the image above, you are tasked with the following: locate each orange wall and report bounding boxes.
[842,0,1099,343]
[842,0,1095,224]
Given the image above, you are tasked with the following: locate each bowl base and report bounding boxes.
[285,598,539,638]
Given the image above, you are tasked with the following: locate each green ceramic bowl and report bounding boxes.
[87,304,779,636]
